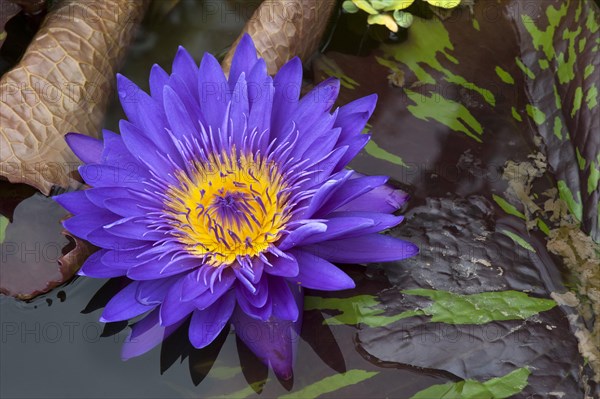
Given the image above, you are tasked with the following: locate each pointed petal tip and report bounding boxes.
[64,132,77,141]
[365,92,378,107]
[238,32,256,48]
[279,56,303,75]
[64,133,103,164]
[272,364,294,381]
[402,241,419,258]
[390,188,410,209]
[174,46,196,65]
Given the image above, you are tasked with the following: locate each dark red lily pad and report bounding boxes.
[0,190,91,299]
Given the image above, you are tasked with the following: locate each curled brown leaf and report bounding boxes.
[0,0,148,195]
[222,0,337,75]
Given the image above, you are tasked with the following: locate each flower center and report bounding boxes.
[164,148,290,266]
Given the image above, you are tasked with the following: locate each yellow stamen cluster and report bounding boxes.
[164,149,290,266]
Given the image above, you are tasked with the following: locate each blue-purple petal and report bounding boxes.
[189,290,235,348]
[149,64,169,104]
[127,255,200,280]
[238,275,269,308]
[278,222,327,250]
[235,283,272,321]
[163,85,201,142]
[306,234,419,263]
[198,53,229,128]
[269,277,299,322]
[160,276,197,326]
[62,211,120,240]
[53,190,96,214]
[284,78,339,138]
[136,277,176,305]
[289,249,355,291]
[334,93,377,141]
[315,175,391,217]
[231,285,303,380]
[265,253,299,277]
[337,183,409,213]
[100,281,156,322]
[271,57,302,138]
[122,308,185,360]
[327,211,404,236]
[172,46,199,102]
[65,133,103,164]
[229,33,259,89]
[78,249,127,278]
[297,216,375,245]
[193,270,235,310]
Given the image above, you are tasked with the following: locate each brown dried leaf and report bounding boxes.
[0,0,148,195]
[222,0,337,75]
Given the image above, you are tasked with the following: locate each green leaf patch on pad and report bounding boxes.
[0,216,8,244]
[400,289,556,325]
[306,290,556,327]
[410,367,531,399]
[279,370,378,399]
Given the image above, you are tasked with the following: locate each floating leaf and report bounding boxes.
[424,0,461,9]
[0,193,80,299]
[400,289,556,324]
[364,140,409,167]
[279,370,379,399]
[410,368,531,399]
[383,0,416,11]
[500,230,536,252]
[492,195,525,219]
[393,10,414,28]
[343,0,360,13]
[306,289,556,327]
[0,215,8,243]
[367,14,399,32]
[305,295,409,327]
[222,0,337,75]
[0,0,148,194]
[352,0,379,15]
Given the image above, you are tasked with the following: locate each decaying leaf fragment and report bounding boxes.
[0,0,148,195]
[222,0,337,75]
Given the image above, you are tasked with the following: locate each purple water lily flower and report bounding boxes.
[54,34,417,379]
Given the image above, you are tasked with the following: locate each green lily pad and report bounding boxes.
[399,289,556,324]
[0,215,8,243]
[410,368,531,399]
